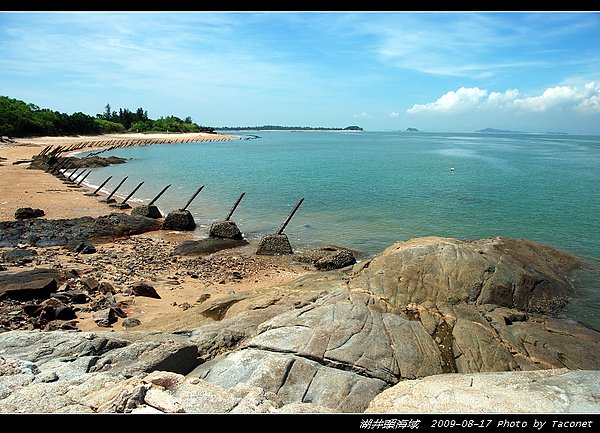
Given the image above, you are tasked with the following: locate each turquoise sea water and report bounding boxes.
[78,131,600,328]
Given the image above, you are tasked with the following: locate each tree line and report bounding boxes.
[0,96,214,138]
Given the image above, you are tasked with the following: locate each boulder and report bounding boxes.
[98,282,116,295]
[365,369,600,413]
[93,308,118,327]
[0,213,162,248]
[123,318,142,329]
[295,245,357,270]
[162,210,196,231]
[209,220,244,240]
[89,338,200,377]
[0,236,598,414]
[28,155,127,171]
[131,205,163,219]
[129,282,161,299]
[80,277,100,293]
[0,278,58,301]
[350,236,580,315]
[54,305,77,321]
[14,208,45,220]
[52,290,89,304]
[256,234,293,255]
[191,289,441,412]
[2,248,38,263]
[71,241,97,254]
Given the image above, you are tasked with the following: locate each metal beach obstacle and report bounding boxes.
[131,184,171,219]
[76,170,91,186]
[225,192,245,221]
[57,162,76,179]
[64,167,82,183]
[66,170,91,189]
[209,192,246,240]
[256,198,304,255]
[66,170,87,188]
[84,176,112,196]
[276,197,304,235]
[110,181,144,209]
[99,176,128,204]
[182,185,205,211]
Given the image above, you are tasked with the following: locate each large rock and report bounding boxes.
[93,308,118,327]
[191,289,442,412]
[14,208,45,220]
[0,268,60,301]
[99,371,333,414]
[162,210,196,231]
[131,205,162,219]
[28,155,127,171]
[295,245,357,270]
[0,331,201,413]
[66,240,97,254]
[365,369,600,413]
[0,236,598,414]
[188,282,600,412]
[128,282,161,299]
[209,220,244,240]
[0,213,162,248]
[2,248,38,263]
[256,234,293,255]
[350,236,580,315]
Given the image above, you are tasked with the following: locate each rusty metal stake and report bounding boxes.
[118,181,144,207]
[182,185,205,211]
[86,175,113,196]
[148,184,171,206]
[102,176,128,203]
[225,192,246,221]
[276,198,304,235]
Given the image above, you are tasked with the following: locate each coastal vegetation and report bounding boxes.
[0,96,214,138]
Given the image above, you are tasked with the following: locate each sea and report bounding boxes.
[75,130,600,329]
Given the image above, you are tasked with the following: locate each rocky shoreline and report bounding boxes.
[1,228,599,413]
[1,137,599,414]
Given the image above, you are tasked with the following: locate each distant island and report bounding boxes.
[477,128,572,135]
[406,128,419,132]
[476,128,522,134]
[215,125,363,131]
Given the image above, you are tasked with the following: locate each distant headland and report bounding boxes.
[476,128,522,134]
[476,128,570,135]
[215,125,363,132]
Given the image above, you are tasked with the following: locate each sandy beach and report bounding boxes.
[0,132,238,221]
[1,133,313,332]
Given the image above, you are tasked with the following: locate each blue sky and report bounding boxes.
[1,11,599,134]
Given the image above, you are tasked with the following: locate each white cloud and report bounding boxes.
[407,87,488,114]
[487,89,520,109]
[408,82,600,115]
[513,83,600,113]
[389,112,400,118]
[353,112,370,118]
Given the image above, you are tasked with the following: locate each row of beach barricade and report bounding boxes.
[38,145,303,255]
